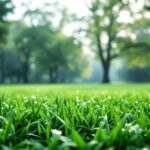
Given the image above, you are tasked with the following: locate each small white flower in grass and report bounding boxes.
[31,95,36,100]
[129,124,142,133]
[51,129,62,135]
[121,128,125,132]
[76,96,80,102]
[124,123,142,134]
[0,129,4,133]
[124,123,132,128]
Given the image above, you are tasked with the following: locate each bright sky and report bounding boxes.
[11,0,146,54]
[12,0,145,32]
[11,0,91,54]
[11,0,89,36]
[12,0,89,20]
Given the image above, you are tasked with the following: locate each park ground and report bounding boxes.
[0,84,149,149]
[0,83,150,96]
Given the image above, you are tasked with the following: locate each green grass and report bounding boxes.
[0,84,149,150]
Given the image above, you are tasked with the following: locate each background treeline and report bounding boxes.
[0,0,150,84]
[0,1,90,83]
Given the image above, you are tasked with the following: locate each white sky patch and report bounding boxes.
[118,11,133,23]
[11,0,89,35]
[130,0,144,13]
[11,0,23,20]
[11,0,145,25]
[12,0,88,19]
[11,0,145,55]
[11,0,144,32]
[59,0,89,16]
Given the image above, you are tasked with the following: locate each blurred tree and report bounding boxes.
[15,26,37,83]
[0,0,14,43]
[13,1,57,83]
[0,48,22,83]
[5,49,22,83]
[34,27,87,83]
[58,54,90,83]
[0,48,5,83]
[13,21,88,83]
[12,2,56,83]
[118,60,150,82]
[20,3,89,83]
[22,0,69,30]
[144,0,150,11]
[126,18,150,67]
[81,0,147,83]
[0,0,13,83]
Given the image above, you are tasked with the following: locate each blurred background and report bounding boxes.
[0,0,150,84]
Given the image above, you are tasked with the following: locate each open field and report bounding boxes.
[0,84,150,149]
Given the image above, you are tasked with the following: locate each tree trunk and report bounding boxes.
[0,71,5,83]
[0,48,5,83]
[49,70,55,83]
[102,62,110,83]
[49,67,59,83]
[23,62,29,83]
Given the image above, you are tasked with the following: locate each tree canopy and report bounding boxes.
[0,0,149,83]
[79,0,149,83]
[0,0,14,44]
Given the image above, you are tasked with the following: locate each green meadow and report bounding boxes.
[0,84,150,149]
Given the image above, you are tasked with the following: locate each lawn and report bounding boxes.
[0,84,150,150]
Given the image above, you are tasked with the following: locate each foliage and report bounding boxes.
[0,0,14,44]
[80,0,149,83]
[12,21,89,83]
[14,25,37,83]
[0,0,150,84]
[0,48,22,83]
[35,29,88,83]
[118,62,150,82]
[125,18,150,67]
[0,84,149,149]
